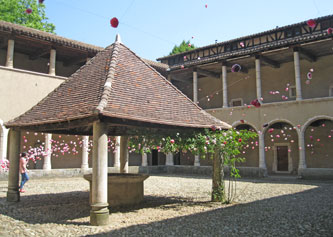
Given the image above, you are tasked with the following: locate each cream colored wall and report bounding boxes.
[0,67,66,122]
[237,137,259,167]
[227,69,256,106]
[304,121,333,168]
[14,51,49,74]
[301,55,333,99]
[261,62,295,103]
[197,76,222,109]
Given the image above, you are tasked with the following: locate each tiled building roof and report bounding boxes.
[5,38,230,131]
[0,20,103,53]
[0,20,169,71]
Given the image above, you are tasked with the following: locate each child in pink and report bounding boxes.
[19,152,29,193]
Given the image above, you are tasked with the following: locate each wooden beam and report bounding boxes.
[257,55,280,68]
[196,68,220,79]
[297,47,317,62]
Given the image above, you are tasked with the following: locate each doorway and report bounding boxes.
[273,144,292,173]
[277,146,288,171]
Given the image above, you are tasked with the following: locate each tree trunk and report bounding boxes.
[211,150,225,202]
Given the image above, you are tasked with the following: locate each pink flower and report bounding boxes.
[110,17,119,28]
[25,8,32,14]
[170,139,175,144]
[307,19,316,29]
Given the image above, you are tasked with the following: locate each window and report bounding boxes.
[289,86,296,98]
[230,98,243,107]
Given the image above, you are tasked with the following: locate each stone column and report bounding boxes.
[113,136,120,168]
[222,65,228,108]
[194,155,200,166]
[49,49,56,76]
[141,153,148,166]
[193,69,198,103]
[258,132,267,176]
[293,49,302,100]
[298,131,306,170]
[120,136,129,173]
[81,136,89,170]
[6,129,21,202]
[5,39,15,68]
[43,133,52,170]
[165,152,174,166]
[0,123,9,162]
[255,56,262,101]
[90,121,109,226]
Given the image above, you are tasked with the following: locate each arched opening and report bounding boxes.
[304,119,333,168]
[264,122,298,174]
[235,124,259,168]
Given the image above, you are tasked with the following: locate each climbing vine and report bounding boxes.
[128,127,257,203]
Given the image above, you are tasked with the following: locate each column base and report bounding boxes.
[90,203,109,226]
[7,189,20,202]
[194,155,200,166]
[259,167,268,177]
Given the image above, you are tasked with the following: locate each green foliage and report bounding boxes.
[0,0,55,33]
[169,40,196,55]
[128,128,257,173]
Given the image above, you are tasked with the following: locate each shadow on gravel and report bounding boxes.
[0,191,205,226]
[85,184,333,237]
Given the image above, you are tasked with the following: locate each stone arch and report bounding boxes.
[232,121,259,168]
[302,116,333,168]
[262,118,298,135]
[263,119,299,174]
[232,120,258,132]
[302,115,333,134]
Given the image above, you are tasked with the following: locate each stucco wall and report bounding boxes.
[0,67,66,123]
[305,121,333,168]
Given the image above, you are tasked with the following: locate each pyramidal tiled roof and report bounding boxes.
[5,36,230,131]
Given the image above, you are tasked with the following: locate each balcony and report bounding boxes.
[206,97,333,130]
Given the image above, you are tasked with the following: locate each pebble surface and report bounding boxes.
[0,175,332,236]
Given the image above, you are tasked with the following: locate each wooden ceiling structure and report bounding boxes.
[158,15,333,82]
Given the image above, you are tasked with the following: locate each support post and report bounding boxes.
[258,132,267,176]
[293,49,302,100]
[49,49,56,76]
[120,136,129,173]
[6,129,21,202]
[298,130,306,170]
[165,152,174,166]
[81,136,89,170]
[5,39,15,68]
[43,133,52,170]
[193,69,198,103]
[194,155,200,166]
[141,152,148,166]
[90,121,109,226]
[255,56,262,101]
[0,123,9,162]
[222,64,228,108]
[113,136,120,169]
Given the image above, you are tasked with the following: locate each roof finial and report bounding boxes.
[115,34,122,43]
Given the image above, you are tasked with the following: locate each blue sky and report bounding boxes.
[44,0,333,61]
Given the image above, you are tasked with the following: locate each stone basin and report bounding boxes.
[84,173,149,207]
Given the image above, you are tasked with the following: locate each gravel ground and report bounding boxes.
[0,174,332,237]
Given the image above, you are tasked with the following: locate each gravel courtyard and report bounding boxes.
[0,174,332,237]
